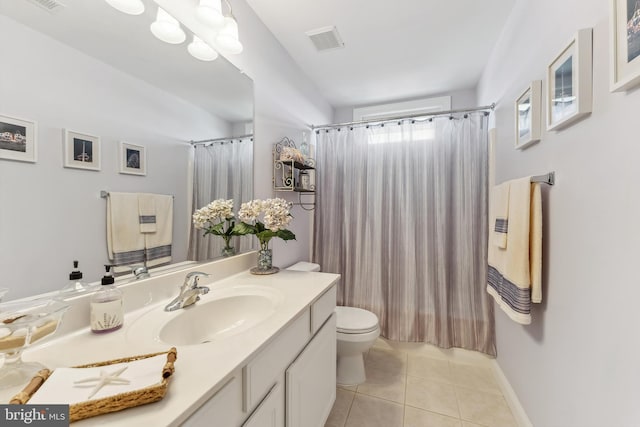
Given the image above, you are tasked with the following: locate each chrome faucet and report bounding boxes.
[164,272,210,312]
[131,265,150,280]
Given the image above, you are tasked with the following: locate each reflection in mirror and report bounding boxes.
[0,0,253,300]
[189,134,255,260]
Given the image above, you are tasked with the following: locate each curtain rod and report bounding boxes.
[311,103,496,130]
[190,134,254,145]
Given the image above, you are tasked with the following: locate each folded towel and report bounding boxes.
[144,195,173,267]
[138,193,157,233]
[487,178,543,324]
[107,192,145,267]
[492,182,510,248]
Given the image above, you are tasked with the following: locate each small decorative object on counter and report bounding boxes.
[234,198,296,274]
[60,260,99,296]
[192,199,242,257]
[11,348,178,423]
[90,265,123,334]
[0,299,69,388]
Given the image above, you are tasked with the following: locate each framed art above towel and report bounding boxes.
[63,129,101,171]
[546,28,593,131]
[610,0,640,91]
[119,141,146,176]
[515,80,542,150]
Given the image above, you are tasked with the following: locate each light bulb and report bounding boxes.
[188,35,219,61]
[215,16,243,54]
[104,0,144,15]
[150,7,186,45]
[196,0,225,29]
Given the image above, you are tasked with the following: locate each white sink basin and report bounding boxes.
[126,285,282,346]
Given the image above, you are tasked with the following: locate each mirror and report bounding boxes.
[0,0,254,300]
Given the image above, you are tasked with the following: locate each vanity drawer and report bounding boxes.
[310,284,336,334]
[183,372,243,426]
[243,308,311,412]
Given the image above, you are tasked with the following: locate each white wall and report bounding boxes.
[0,15,230,299]
[218,0,333,268]
[333,88,478,123]
[477,1,640,426]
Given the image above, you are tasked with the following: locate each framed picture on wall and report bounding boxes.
[119,141,146,176]
[610,0,640,91]
[546,28,593,131]
[63,129,101,171]
[515,80,542,149]
[0,114,37,163]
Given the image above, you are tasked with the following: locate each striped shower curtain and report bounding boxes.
[313,113,495,355]
[188,138,254,261]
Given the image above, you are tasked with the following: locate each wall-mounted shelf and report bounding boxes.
[273,138,316,196]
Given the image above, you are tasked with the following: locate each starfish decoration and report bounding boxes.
[73,366,130,399]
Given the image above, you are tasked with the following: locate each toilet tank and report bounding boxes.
[286,262,321,272]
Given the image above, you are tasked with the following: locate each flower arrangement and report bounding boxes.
[234,198,296,251]
[192,199,242,255]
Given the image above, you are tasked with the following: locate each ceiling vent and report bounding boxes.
[24,0,66,13]
[305,26,345,52]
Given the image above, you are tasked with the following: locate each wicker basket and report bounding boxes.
[10,347,177,423]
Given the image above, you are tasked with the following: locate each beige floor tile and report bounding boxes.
[345,393,404,427]
[405,375,460,418]
[404,406,462,427]
[407,353,453,384]
[456,387,517,427]
[356,366,406,403]
[365,347,407,375]
[461,422,485,427]
[450,362,501,394]
[325,388,355,427]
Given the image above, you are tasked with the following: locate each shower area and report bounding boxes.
[313,108,495,356]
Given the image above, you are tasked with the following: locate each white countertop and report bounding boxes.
[0,254,339,426]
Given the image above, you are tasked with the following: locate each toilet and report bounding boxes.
[287,262,380,385]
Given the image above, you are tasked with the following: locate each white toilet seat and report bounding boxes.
[335,306,379,334]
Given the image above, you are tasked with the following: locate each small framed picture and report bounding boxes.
[515,80,542,150]
[546,28,593,131]
[63,129,101,171]
[0,114,37,163]
[610,0,640,91]
[119,141,146,176]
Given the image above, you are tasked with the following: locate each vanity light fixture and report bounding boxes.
[196,0,225,29]
[216,16,243,54]
[188,35,219,61]
[150,7,186,45]
[104,0,144,15]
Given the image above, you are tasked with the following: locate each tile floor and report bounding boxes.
[325,338,518,427]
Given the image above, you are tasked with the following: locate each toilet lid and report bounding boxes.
[335,306,379,334]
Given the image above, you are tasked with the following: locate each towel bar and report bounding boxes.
[530,172,555,185]
[100,191,174,198]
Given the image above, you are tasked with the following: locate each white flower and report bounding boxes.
[238,199,264,223]
[238,198,292,231]
[192,199,234,229]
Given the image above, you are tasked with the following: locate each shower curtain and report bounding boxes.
[188,139,254,261]
[313,113,495,355]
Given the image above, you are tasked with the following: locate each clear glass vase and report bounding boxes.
[221,245,235,257]
[250,249,279,275]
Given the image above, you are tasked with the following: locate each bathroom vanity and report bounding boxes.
[0,252,339,426]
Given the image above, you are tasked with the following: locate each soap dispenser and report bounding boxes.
[90,265,124,334]
[64,260,87,291]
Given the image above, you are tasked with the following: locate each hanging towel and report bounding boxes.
[487,178,543,324]
[144,194,173,267]
[107,192,145,267]
[138,193,157,233]
[492,182,510,248]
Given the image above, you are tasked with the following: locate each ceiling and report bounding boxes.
[1,0,253,123]
[245,0,516,108]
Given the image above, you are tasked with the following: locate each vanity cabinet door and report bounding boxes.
[285,313,336,427]
[182,372,243,427]
[242,381,284,427]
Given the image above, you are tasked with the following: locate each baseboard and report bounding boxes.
[491,360,533,427]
